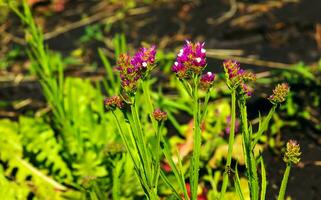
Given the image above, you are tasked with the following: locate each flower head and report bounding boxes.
[268,83,290,104]
[152,108,167,122]
[283,140,301,165]
[131,45,156,72]
[223,59,256,87]
[200,71,215,90]
[223,59,256,97]
[104,96,123,110]
[116,46,157,94]
[172,41,207,78]
[116,54,141,93]
[223,59,242,82]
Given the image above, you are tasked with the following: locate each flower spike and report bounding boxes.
[268,83,290,104]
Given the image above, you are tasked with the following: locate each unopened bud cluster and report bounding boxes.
[104,96,123,110]
[116,46,156,94]
[152,108,167,122]
[200,72,215,90]
[283,140,301,165]
[268,83,290,104]
[223,59,256,97]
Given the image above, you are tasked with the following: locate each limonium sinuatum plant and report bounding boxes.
[104,40,301,200]
[171,40,215,200]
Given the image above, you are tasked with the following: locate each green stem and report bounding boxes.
[130,103,152,183]
[153,122,162,188]
[239,99,259,200]
[111,111,140,173]
[148,188,159,200]
[220,89,236,200]
[277,164,291,200]
[190,76,201,200]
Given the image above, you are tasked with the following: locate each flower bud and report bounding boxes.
[223,60,256,90]
[268,83,290,104]
[200,71,215,90]
[152,108,167,122]
[104,96,123,110]
[240,83,253,97]
[283,140,301,165]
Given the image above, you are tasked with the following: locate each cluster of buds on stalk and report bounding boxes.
[104,95,124,111]
[116,45,156,94]
[223,59,256,97]
[172,40,215,90]
[283,140,301,165]
[268,83,290,104]
[152,108,168,122]
[200,72,215,91]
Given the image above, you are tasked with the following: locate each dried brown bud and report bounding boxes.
[268,83,290,104]
[283,140,301,165]
[152,108,167,122]
[104,96,123,110]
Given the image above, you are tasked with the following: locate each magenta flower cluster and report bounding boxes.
[131,45,156,71]
[200,72,215,90]
[223,59,256,97]
[116,46,156,93]
[172,41,207,78]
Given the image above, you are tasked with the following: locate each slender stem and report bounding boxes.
[190,76,201,200]
[239,99,259,200]
[277,164,291,200]
[153,122,162,188]
[148,188,159,200]
[111,111,140,172]
[220,89,236,200]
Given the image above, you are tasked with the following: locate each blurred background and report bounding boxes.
[0,0,320,199]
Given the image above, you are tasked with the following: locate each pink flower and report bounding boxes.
[116,46,157,94]
[200,71,215,90]
[131,45,156,70]
[172,40,207,78]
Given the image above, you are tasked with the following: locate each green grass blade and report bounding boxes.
[260,157,267,200]
[234,164,245,200]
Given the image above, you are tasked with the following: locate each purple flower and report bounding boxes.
[172,40,207,78]
[116,46,157,94]
[223,59,256,97]
[131,45,156,71]
[223,59,242,81]
[200,71,215,90]
[116,54,141,93]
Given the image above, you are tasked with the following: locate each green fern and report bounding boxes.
[0,119,73,199]
[19,116,73,183]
